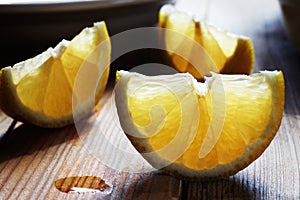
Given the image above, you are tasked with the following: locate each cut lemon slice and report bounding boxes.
[114,70,284,179]
[0,21,111,128]
[159,5,254,80]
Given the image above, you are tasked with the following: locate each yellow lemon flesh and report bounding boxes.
[0,21,111,128]
[159,5,254,80]
[114,70,284,180]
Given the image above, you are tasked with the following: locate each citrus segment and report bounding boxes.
[0,21,111,128]
[114,70,284,179]
[159,5,254,80]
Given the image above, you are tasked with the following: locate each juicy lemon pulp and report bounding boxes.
[115,70,284,179]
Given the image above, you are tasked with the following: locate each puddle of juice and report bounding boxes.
[54,176,112,195]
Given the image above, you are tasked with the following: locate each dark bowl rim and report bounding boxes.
[0,0,175,13]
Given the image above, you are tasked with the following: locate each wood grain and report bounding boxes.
[1,0,300,199]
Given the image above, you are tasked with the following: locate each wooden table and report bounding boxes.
[1,0,300,199]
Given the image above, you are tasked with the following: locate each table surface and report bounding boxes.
[1,0,300,199]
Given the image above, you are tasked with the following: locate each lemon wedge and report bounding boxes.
[0,21,111,128]
[159,5,254,80]
[114,70,284,179]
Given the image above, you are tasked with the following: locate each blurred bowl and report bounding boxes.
[0,0,175,67]
[279,0,300,52]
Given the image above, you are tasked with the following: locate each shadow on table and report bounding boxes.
[180,176,255,200]
[0,123,79,163]
[118,171,255,199]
